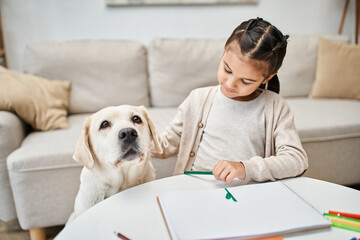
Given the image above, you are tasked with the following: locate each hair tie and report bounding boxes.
[273,35,289,53]
[246,17,262,31]
[282,35,289,45]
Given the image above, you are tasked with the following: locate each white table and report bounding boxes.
[56,176,360,240]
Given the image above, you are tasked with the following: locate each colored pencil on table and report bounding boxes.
[324,214,360,228]
[114,231,130,240]
[184,171,213,175]
[324,213,360,222]
[324,213,360,232]
[328,210,360,220]
[331,221,360,232]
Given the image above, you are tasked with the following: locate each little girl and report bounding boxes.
[152,17,308,183]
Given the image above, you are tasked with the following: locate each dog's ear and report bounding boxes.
[139,106,163,155]
[73,117,96,169]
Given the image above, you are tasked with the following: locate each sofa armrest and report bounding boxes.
[0,111,27,158]
[0,111,27,221]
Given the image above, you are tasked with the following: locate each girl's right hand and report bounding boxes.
[211,160,246,183]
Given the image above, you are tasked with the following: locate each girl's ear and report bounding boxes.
[73,117,96,169]
[263,72,278,84]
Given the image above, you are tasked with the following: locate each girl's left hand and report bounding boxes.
[211,160,246,183]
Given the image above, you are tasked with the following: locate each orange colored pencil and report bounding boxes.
[329,211,360,220]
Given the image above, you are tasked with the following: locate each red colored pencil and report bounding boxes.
[329,211,360,220]
[114,231,131,240]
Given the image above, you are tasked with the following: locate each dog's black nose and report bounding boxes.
[118,128,138,143]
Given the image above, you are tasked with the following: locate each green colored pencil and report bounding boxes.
[332,221,360,232]
[183,171,213,175]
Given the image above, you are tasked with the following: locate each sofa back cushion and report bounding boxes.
[148,38,224,107]
[24,40,149,114]
[148,35,349,107]
[278,35,349,98]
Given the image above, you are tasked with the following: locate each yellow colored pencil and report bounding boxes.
[325,215,360,228]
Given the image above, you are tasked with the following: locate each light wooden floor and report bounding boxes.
[0,220,63,240]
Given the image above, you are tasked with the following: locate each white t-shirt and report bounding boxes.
[192,87,266,171]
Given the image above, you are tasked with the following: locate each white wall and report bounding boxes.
[1,0,356,71]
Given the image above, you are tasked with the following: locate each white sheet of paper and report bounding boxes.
[158,181,331,240]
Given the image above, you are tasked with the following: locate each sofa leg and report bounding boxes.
[29,227,46,240]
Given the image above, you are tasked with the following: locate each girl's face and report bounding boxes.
[218,44,274,101]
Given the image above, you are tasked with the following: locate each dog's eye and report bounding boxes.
[132,115,142,124]
[100,120,111,130]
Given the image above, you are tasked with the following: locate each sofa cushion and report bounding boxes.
[0,66,71,130]
[7,114,87,172]
[309,38,360,100]
[147,108,178,178]
[278,35,349,98]
[23,40,149,114]
[286,98,360,142]
[148,38,223,107]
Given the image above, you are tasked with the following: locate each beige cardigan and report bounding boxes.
[152,86,308,182]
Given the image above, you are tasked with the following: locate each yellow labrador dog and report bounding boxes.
[67,105,161,224]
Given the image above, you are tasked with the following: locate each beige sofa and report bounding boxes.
[1,35,359,238]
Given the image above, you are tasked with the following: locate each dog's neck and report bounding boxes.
[89,157,152,193]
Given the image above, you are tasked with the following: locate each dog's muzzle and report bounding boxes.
[118,128,140,160]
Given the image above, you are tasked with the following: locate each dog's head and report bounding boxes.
[73,105,161,169]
